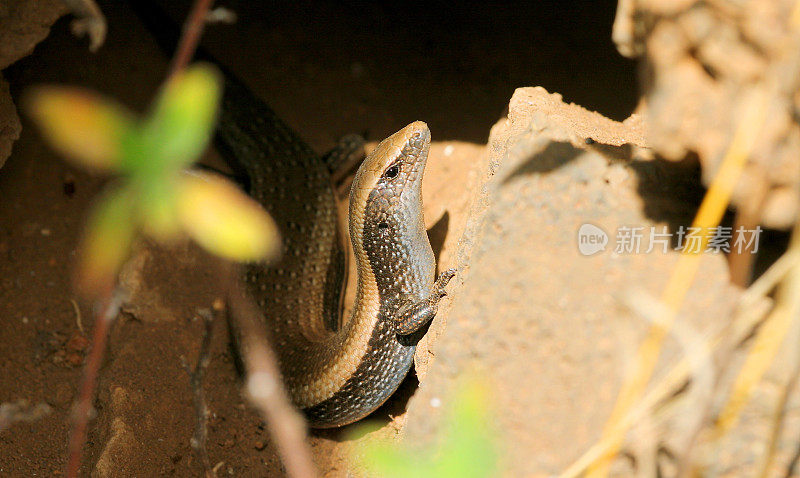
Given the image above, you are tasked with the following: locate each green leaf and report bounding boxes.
[136,174,182,241]
[138,63,222,171]
[357,378,498,478]
[76,185,137,298]
[24,86,134,172]
[176,171,280,262]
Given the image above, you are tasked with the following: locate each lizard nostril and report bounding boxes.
[378,222,388,230]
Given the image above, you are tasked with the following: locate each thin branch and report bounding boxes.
[222,262,317,478]
[169,0,216,77]
[65,289,124,478]
[183,309,216,476]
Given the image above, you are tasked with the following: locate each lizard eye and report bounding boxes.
[383,164,400,179]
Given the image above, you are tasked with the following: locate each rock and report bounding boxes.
[0,0,68,69]
[0,76,20,170]
[0,0,70,170]
[92,418,137,478]
[401,87,740,476]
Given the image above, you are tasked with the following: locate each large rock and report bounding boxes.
[402,87,740,476]
[0,76,20,170]
[0,0,69,169]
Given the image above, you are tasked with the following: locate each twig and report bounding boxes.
[169,0,216,77]
[183,308,216,476]
[65,289,124,478]
[222,262,316,478]
[61,0,107,52]
[70,298,84,334]
[622,290,716,478]
[728,169,767,287]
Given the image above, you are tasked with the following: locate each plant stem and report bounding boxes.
[223,262,317,478]
[169,0,215,77]
[65,290,123,478]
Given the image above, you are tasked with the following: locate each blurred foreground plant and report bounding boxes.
[24,61,281,478]
[25,63,279,298]
[356,379,498,478]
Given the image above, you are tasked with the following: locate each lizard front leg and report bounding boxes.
[393,268,456,335]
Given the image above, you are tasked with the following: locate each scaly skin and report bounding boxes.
[130,1,452,427]
[232,119,452,427]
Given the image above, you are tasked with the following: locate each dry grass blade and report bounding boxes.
[712,219,800,452]
[625,290,716,478]
[585,87,771,477]
[561,290,716,478]
[561,233,799,478]
[757,318,800,478]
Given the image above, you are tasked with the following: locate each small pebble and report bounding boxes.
[66,332,89,352]
[66,352,83,367]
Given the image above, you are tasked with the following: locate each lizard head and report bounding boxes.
[349,121,431,232]
[348,121,434,285]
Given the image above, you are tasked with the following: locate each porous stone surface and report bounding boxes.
[402,87,741,476]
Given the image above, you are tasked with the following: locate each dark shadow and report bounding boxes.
[427,211,450,269]
[586,141,636,162]
[502,141,582,183]
[751,227,791,281]
[137,0,636,147]
[629,155,790,284]
[629,155,708,244]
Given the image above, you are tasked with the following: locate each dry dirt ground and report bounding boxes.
[1,1,795,477]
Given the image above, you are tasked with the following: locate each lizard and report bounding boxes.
[131,2,455,427]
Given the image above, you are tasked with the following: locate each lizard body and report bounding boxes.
[132,3,453,427]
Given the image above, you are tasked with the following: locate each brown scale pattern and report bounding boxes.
[219,78,439,426]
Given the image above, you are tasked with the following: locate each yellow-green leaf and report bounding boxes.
[176,171,280,262]
[141,64,222,170]
[25,86,134,171]
[356,377,497,478]
[76,186,137,298]
[137,175,182,242]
